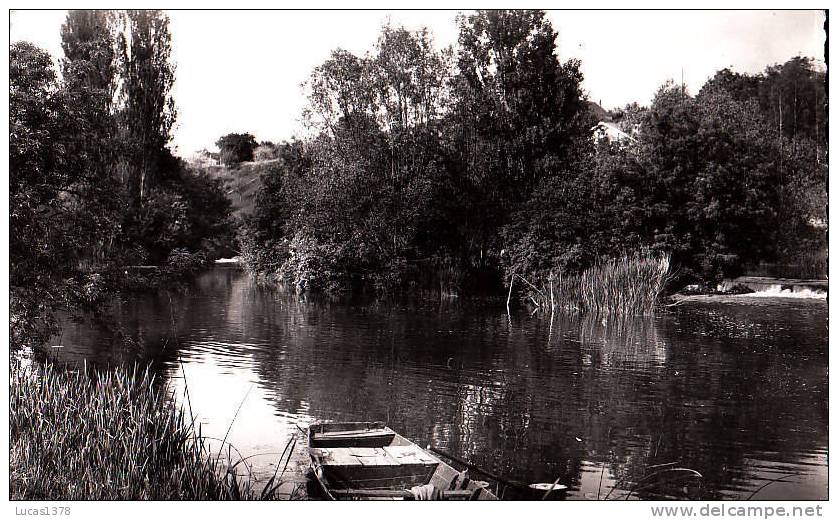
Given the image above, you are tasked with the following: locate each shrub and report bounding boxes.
[239,227,289,277]
[278,231,348,293]
[254,143,279,162]
[162,248,208,279]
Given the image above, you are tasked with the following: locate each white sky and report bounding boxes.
[9,9,826,155]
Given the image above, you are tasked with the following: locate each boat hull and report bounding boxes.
[308,421,497,500]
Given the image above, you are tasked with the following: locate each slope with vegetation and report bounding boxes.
[201,160,273,218]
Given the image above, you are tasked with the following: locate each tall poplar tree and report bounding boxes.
[60,10,124,264]
[116,9,177,207]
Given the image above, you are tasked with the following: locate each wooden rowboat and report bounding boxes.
[308,421,498,500]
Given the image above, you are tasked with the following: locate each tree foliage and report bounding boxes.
[216,132,258,166]
[244,12,594,293]
[10,11,233,350]
[61,10,118,107]
[449,10,592,268]
[10,42,111,347]
[632,84,781,279]
[697,58,827,273]
[116,9,177,207]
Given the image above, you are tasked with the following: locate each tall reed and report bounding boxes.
[10,361,270,500]
[513,251,671,316]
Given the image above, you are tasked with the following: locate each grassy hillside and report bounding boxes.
[200,160,277,219]
[587,100,612,122]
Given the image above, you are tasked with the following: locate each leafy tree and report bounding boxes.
[246,13,597,292]
[760,57,826,147]
[700,58,826,148]
[697,58,827,275]
[699,68,761,103]
[60,10,125,268]
[290,24,453,290]
[631,83,782,280]
[499,135,650,284]
[122,150,233,264]
[10,43,111,348]
[216,132,258,166]
[11,12,239,354]
[242,13,825,294]
[449,10,592,267]
[61,10,118,108]
[115,9,177,207]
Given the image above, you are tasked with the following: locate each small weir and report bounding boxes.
[721,276,828,299]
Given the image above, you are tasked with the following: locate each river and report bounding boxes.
[52,265,828,500]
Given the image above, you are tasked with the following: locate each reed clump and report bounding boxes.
[10,362,265,500]
[512,251,671,316]
[559,252,671,315]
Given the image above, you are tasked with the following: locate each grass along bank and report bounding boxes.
[10,361,284,500]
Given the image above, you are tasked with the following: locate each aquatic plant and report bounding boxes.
[510,251,672,316]
[9,361,278,500]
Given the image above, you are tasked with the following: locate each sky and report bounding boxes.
[10,9,826,155]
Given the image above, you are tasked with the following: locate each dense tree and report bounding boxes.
[697,58,827,275]
[503,63,822,285]
[699,68,761,103]
[10,12,235,350]
[618,84,783,280]
[501,141,647,280]
[243,13,599,293]
[700,58,826,147]
[760,57,826,147]
[61,10,118,108]
[110,11,235,267]
[125,151,233,264]
[10,43,110,348]
[239,14,826,293]
[278,24,453,290]
[449,10,592,269]
[59,10,125,269]
[216,132,258,166]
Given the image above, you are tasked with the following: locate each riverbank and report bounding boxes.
[10,361,275,500]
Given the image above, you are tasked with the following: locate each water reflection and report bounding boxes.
[53,267,828,500]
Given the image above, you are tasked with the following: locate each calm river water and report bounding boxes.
[53,266,828,500]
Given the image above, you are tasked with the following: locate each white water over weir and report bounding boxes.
[720,276,828,299]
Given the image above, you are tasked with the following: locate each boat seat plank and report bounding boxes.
[313,429,391,438]
[332,489,475,499]
[383,446,439,465]
[351,447,400,467]
[311,428,396,448]
[312,447,403,467]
